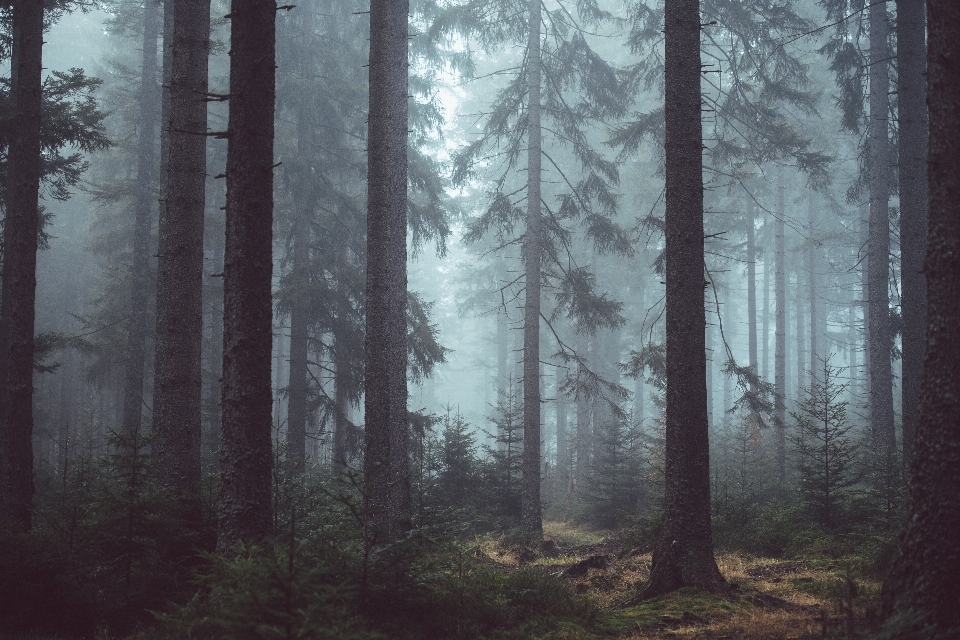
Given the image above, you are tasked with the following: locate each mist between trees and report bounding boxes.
[0,0,957,637]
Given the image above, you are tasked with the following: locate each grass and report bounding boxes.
[475,522,883,639]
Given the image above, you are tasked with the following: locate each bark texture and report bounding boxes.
[521,0,543,535]
[153,0,209,534]
[639,0,726,600]
[867,0,895,453]
[122,0,162,440]
[0,0,43,532]
[363,0,411,541]
[895,0,928,466]
[881,2,960,630]
[218,0,276,552]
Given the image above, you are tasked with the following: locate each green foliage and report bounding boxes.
[790,357,861,528]
[158,541,376,640]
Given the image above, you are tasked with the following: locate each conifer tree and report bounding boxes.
[218,0,277,551]
[882,1,960,631]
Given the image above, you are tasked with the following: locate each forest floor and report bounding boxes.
[478,521,884,639]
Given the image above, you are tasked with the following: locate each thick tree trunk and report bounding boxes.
[122,0,162,441]
[218,0,276,552]
[363,0,411,541]
[882,3,960,630]
[639,0,726,600]
[896,0,928,467]
[520,0,543,535]
[774,181,786,484]
[153,0,209,538]
[867,0,895,453]
[0,0,43,532]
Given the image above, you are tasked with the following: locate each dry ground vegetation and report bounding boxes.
[475,521,883,639]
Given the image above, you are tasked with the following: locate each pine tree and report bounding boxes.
[882,1,960,630]
[638,0,726,599]
[218,0,277,552]
[153,0,211,543]
[364,0,412,542]
[0,0,44,532]
[790,357,859,529]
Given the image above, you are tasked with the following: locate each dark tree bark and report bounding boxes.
[867,0,895,453]
[218,0,277,552]
[896,0,928,467]
[795,259,806,397]
[363,0,411,541]
[520,0,543,535]
[332,323,353,475]
[122,0,162,440]
[774,181,786,484]
[153,0,210,537]
[639,0,726,600]
[0,0,43,533]
[882,2,960,631]
[860,203,871,408]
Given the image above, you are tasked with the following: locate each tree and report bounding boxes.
[152,0,210,539]
[774,180,786,483]
[218,0,277,552]
[895,0,927,467]
[881,0,960,632]
[364,0,412,541]
[790,357,859,529]
[437,0,629,535]
[638,0,726,599]
[120,0,161,441]
[0,0,44,532]
[866,0,895,455]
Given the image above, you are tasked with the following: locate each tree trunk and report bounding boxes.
[808,194,820,367]
[882,2,960,630]
[333,327,352,475]
[218,0,276,552]
[762,214,770,382]
[575,331,591,492]
[363,0,411,541]
[153,0,210,539]
[896,0,927,467]
[746,207,758,378]
[0,0,43,533]
[286,1,315,473]
[795,263,806,396]
[520,0,543,535]
[867,0,895,453]
[640,0,726,599]
[774,181,786,484]
[122,0,161,442]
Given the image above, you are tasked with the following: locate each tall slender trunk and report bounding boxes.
[896,0,928,466]
[860,203,871,412]
[153,0,210,538]
[762,214,770,381]
[746,208,758,378]
[218,0,277,551]
[796,266,806,396]
[286,2,315,473]
[363,0,411,541]
[575,331,591,491]
[640,0,725,599]
[867,0,895,453]
[705,301,713,428]
[332,320,352,475]
[808,195,820,367]
[774,181,786,484]
[0,0,43,532]
[520,0,543,535]
[882,3,960,629]
[122,0,161,441]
